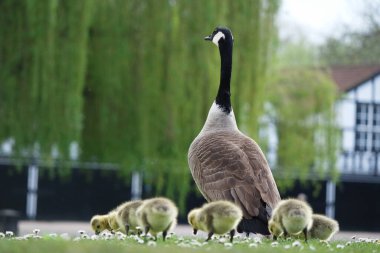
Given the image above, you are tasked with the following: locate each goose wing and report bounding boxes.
[188,131,280,220]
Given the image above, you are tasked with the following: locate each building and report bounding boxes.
[333,65,380,176]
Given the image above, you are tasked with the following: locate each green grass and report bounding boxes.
[0,233,379,253]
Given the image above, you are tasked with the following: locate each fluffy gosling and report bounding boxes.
[188,200,243,243]
[309,214,339,241]
[136,197,178,241]
[269,198,313,241]
[90,214,112,235]
[115,200,144,235]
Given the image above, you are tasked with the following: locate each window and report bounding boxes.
[356,103,369,126]
[374,104,380,127]
[355,132,368,151]
[355,102,380,152]
[373,133,380,152]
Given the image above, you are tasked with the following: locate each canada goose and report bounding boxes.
[115,200,144,235]
[309,214,339,241]
[188,26,281,235]
[269,198,313,241]
[188,200,243,243]
[136,197,178,241]
[90,214,112,235]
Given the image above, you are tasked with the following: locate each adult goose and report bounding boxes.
[188,27,281,235]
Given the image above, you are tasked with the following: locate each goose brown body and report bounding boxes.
[188,27,281,235]
[189,129,280,234]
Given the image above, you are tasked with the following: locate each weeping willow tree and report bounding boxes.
[1,0,280,211]
[0,0,93,168]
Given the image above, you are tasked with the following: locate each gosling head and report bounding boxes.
[268,220,284,240]
[204,26,233,47]
[90,215,110,235]
[187,208,201,235]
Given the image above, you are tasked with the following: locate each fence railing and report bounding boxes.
[339,151,380,176]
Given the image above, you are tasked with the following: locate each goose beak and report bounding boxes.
[204,35,212,41]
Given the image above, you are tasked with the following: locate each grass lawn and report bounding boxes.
[0,231,379,253]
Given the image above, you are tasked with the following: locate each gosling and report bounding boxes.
[188,200,243,243]
[309,214,339,241]
[90,214,112,235]
[269,198,313,241]
[115,200,144,235]
[136,197,178,241]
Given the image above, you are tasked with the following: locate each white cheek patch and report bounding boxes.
[212,31,225,46]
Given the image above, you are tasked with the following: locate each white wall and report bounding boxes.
[335,99,356,129]
[356,80,373,102]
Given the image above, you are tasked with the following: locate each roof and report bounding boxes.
[330,65,380,92]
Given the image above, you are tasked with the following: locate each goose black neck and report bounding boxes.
[216,41,232,114]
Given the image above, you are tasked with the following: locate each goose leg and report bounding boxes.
[229,229,235,243]
[206,231,214,242]
[303,227,308,243]
[144,226,150,237]
[125,224,130,235]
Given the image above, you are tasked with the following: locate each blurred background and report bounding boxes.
[0,0,379,234]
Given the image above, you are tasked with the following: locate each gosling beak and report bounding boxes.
[95,231,100,235]
[193,229,198,235]
[204,35,212,41]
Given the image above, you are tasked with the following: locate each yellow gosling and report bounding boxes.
[188,200,243,243]
[269,198,313,241]
[136,197,178,241]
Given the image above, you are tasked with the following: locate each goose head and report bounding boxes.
[204,27,234,47]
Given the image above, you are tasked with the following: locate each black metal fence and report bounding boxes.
[1,163,380,231]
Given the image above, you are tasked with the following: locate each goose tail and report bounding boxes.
[237,217,270,235]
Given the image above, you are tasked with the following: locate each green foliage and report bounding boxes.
[0,0,93,163]
[267,68,340,190]
[0,0,279,210]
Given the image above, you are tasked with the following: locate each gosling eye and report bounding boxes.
[96,225,101,229]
